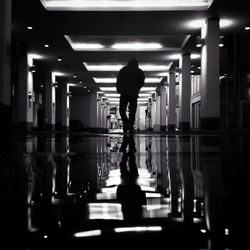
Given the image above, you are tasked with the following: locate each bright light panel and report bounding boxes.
[41,0,213,11]
[74,230,102,238]
[94,77,162,83]
[111,42,163,50]
[94,78,116,83]
[84,62,170,72]
[65,35,104,50]
[104,93,120,97]
[100,87,156,92]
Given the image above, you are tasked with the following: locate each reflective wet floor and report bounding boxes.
[1,133,249,249]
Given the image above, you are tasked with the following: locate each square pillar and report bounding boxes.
[179,52,191,130]
[200,17,220,129]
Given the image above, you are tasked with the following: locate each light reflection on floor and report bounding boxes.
[0,133,249,249]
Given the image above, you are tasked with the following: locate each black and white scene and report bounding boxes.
[1,0,250,249]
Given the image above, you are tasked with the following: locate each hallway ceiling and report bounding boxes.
[12,0,250,96]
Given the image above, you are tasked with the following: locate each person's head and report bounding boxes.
[127,57,138,68]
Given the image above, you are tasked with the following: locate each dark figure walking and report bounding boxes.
[116,58,145,133]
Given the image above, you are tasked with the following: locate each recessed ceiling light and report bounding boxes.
[245,24,250,30]
[40,0,213,11]
[44,44,49,48]
[73,74,77,78]
[27,26,33,30]
[57,56,62,61]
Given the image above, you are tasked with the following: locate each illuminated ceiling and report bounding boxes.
[40,0,214,11]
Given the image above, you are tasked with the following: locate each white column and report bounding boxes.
[61,83,69,131]
[179,52,191,130]
[168,72,176,131]
[200,16,220,129]
[45,72,56,130]
[154,92,161,131]
[17,54,34,130]
[160,85,167,131]
[151,95,156,130]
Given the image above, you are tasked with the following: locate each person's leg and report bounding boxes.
[119,95,129,133]
[128,96,137,133]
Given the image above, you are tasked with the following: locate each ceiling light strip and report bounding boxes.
[41,0,213,11]
[84,63,170,72]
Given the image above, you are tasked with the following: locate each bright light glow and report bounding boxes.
[72,43,104,50]
[191,53,201,59]
[94,78,116,83]
[100,87,117,91]
[52,71,66,77]
[145,77,162,83]
[88,203,123,220]
[28,53,44,59]
[141,64,169,71]
[65,35,104,50]
[52,71,66,83]
[109,101,119,105]
[220,19,233,28]
[139,93,152,97]
[84,63,123,71]
[114,226,162,233]
[41,0,213,11]
[74,230,102,238]
[104,93,120,97]
[145,193,162,198]
[186,19,205,29]
[168,53,200,60]
[111,42,163,50]
[107,98,120,101]
[141,87,156,91]
[67,83,84,87]
[83,62,171,72]
[157,72,168,77]
[186,18,234,29]
[168,53,181,60]
[94,77,162,83]
[138,98,149,101]
[100,87,156,92]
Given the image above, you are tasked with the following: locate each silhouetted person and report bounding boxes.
[117,135,146,221]
[116,58,145,133]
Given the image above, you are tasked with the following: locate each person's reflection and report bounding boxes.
[116,135,146,222]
